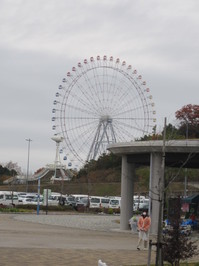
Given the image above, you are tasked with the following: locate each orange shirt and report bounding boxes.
[137,216,151,232]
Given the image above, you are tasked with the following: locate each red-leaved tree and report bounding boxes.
[175,104,199,138]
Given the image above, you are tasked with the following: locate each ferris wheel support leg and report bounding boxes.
[120,155,135,230]
[87,122,102,161]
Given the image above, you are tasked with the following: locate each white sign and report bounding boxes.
[43,189,51,205]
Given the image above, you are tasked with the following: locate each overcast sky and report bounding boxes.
[0,0,198,174]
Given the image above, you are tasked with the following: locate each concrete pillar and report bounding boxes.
[149,152,163,235]
[120,155,135,230]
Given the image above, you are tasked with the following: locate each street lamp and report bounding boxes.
[26,138,32,192]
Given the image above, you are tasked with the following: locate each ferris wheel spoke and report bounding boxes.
[80,128,98,152]
[111,77,144,114]
[61,89,96,116]
[89,64,107,109]
[63,117,98,120]
[113,123,137,141]
[113,87,153,118]
[108,69,127,108]
[63,119,98,134]
[102,64,109,106]
[108,67,133,109]
[63,103,99,118]
[112,104,147,118]
[115,119,145,131]
[111,96,143,117]
[64,120,99,159]
[69,74,101,115]
[115,117,147,121]
[105,70,135,111]
[63,122,99,153]
[107,63,118,98]
[115,119,148,135]
[114,122,143,141]
[79,65,104,110]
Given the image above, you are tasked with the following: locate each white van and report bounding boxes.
[45,192,68,206]
[89,196,110,209]
[100,197,110,208]
[66,194,89,207]
[138,198,149,211]
[72,194,89,202]
[133,196,148,211]
[0,191,19,206]
[48,193,60,206]
[108,197,121,209]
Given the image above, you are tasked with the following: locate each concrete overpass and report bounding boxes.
[107,139,199,235]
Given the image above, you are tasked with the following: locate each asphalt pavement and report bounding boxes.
[0,213,198,266]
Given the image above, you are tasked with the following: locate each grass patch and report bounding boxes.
[0,207,31,213]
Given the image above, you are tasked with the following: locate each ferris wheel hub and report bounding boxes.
[100,115,112,123]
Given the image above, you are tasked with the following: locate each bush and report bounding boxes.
[108,208,113,214]
[163,197,199,266]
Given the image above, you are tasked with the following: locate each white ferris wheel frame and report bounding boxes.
[52,55,156,167]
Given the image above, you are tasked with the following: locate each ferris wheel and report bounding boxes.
[52,55,156,166]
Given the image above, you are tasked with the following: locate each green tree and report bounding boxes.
[76,153,121,180]
[139,123,183,141]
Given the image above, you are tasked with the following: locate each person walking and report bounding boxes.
[137,211,151,250]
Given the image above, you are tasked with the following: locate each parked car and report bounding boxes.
[66,194,89,207]
[66,195,77,207]
[20,197,34,205]
[75,197,90,209]
[29,197,43,205]
[138,199,149,212]
[18,193,37,205]
[47,195,59,206]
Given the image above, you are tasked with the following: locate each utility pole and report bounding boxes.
[26,138,32,192]
[184,121,188,197]
[37,176,40,215]
[155,117,166,266]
